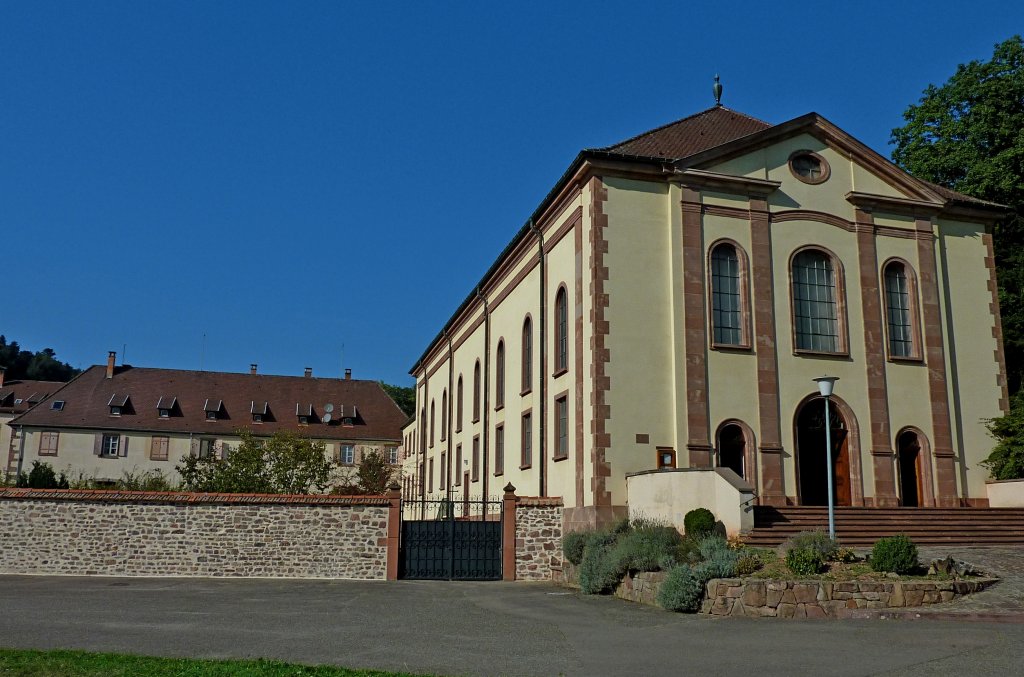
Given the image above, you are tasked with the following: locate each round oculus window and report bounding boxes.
[788,151,830,184]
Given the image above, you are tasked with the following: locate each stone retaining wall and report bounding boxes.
[555,563,996,616]
[515,497,563,581]
[0,489,394,579]
[702,577,997,617]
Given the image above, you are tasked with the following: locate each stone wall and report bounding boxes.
[515,497,563,581]
[702,578,997,618]
[0,489,394,580]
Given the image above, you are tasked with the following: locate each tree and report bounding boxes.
[890,35,1024,396]
[177,430,334,494]
[356,449,398,495]
[380,381,415,417]
[0,336,80,382]
[983,392,1024,480]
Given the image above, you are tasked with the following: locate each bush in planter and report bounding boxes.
[657,564,706,612]
[613,522,683,572]
[735,551,764,576]
[578,540,626,594]
[781,530,838,561]
[683,508,715,537]
[870,535,919,574]
[562,530,590,566]
[785,547,825,576]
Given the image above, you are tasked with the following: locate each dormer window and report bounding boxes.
[251,401,269,423]
[296,403,313,425]
[156,396,177,419]
[107,393,130,416]
[298,415,308,425]
[204,399,223,421]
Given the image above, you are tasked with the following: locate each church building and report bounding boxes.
[404,90,1008,530]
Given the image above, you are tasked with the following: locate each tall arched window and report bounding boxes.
[495,340,505,408]
[883,260,919,359]
[521,316,532,393]
[440,389,447,441]
[709,242,748,347]
[555,286,568,372]
[456,375,463,432]
[792,249,843,353]
[429,399,435,447]
[473,360,481,422]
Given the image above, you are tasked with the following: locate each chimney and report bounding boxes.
[344,368,352,380]
[0,366,5,388]
[250,363,258,375]
[304,367,312,378]
[106,351,117,379]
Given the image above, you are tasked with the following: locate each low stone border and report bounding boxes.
[703,577,998,618]
[555,563,998,617]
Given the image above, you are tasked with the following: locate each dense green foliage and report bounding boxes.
[656,563,706,612]
[890,37,1024,477]
[574,518,683,594]
[983,391,1024,479]
[683,507,716,537]
[177,430,334,494]
[870,535,920,574]
[15,461,69,489]
[0,648,423,676]
[0,335,80,382]
[380,382,415,417]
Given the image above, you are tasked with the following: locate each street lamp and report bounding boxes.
[812,376,839,541]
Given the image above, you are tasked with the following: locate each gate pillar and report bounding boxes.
[502,483,517,581]
[386,483,401,581]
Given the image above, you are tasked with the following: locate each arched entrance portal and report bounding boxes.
[897,430,922,507]
[796,398,852,506]
[717,424,746,479]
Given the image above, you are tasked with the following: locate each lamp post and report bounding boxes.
[813,376,839,540]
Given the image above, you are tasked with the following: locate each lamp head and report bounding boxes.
[813,375,839,397]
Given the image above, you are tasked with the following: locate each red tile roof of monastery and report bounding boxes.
[599,105,772,159]
[0,379,67,415]
[10,365,405,442]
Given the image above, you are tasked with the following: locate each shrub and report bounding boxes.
[834,547,857,563]
[697,534,730,561]
[870,535,919,574]
[785,547,824,576]
[657,564,706,612]
[697,549,738,579]
[562,530,590,566]
[683,508,715,537]
[782,530,838,561]
[578,541,625,594]
[735,552,763,576]
[613,523,683,572]
[17,462,67,489]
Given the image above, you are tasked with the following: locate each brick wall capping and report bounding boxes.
[515,496,564,507]
[845,191,943,217]
[672,168,780,197]
[0,488,390,506]
[626,467,755,494]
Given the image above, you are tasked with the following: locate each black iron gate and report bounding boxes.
[399,497,503,580]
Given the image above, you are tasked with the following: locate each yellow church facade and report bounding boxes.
[404,105,1008,529]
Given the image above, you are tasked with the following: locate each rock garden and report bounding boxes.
[556,508,998,618]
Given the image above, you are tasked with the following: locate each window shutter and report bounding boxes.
[148,437,154,460]
[93,433,102,456]
[190,438,199,457]
[119,435,129,457]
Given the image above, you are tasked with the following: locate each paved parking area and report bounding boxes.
[3,575,1024,676]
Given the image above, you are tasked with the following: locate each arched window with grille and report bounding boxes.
[883,260,920,359]
[521,316,532,393]
[555,286,568,372]
[791,248,845,353]
[495,340,505,408]
[709,241,749,347]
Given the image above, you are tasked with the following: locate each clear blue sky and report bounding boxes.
[3,1,1020,385]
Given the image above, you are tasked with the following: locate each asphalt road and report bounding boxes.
[1,575,1023,676]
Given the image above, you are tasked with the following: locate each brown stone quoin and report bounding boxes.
[681,186,712,467]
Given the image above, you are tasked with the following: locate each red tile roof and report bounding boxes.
[0,379,67,415]
[599,105,771,159]
[11,365,405,443]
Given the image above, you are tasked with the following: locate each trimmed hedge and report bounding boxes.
[683,508,715,537]
[870,535,919,574]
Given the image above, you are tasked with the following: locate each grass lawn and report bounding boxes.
[0,649,434,677]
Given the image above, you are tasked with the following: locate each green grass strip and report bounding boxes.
[0,648,434,677]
